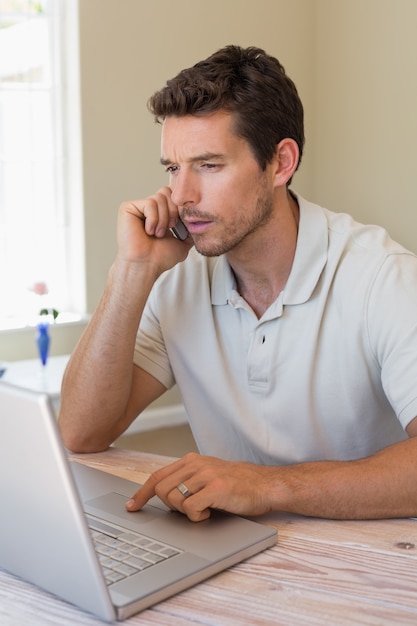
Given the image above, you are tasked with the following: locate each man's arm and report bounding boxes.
[59,188,193,453]
[58,260,166,452]
[126,418,417,521]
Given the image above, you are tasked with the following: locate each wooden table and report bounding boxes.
[1,448,417,625]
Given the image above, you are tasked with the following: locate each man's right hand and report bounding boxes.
[116,186,193,275]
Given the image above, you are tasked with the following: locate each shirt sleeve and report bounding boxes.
[366,251,417,429]
[133,285,176,391]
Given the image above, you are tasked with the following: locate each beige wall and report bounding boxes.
[313,0,417,253]
[2,0,416,364]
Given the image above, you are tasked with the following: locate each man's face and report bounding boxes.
[161,111,276,257]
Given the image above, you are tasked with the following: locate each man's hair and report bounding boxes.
[148,45,305,176]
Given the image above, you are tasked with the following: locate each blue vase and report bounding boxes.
[36,323,50,366]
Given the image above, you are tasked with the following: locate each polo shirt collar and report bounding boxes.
[211,256,235,305]
[283,193,328,305]
[211,193,328,307]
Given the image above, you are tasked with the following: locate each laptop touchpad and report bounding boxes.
[85,492,168,525]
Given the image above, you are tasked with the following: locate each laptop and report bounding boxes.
[0,381,277,622]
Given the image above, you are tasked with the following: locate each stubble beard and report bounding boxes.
[190,184,275,258]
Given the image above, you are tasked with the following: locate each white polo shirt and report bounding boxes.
[134,194,417,465]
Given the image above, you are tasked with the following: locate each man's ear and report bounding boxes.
[272,138,300,186]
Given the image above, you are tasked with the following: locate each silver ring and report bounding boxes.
[176,482,192,498]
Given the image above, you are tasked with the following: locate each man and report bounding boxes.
[59,45,417,522]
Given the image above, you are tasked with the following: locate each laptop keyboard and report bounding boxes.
[87,516,182,586]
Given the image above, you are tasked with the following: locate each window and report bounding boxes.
[0,0,84,328]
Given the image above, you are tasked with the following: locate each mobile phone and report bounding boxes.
[169,218,189,241]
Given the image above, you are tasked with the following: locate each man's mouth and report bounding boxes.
[183,219,213,235]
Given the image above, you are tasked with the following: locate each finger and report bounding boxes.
[182,496,212,522]
[125,476,158,512]
[139,197,169,238]
[164,481,195,513]
[125,457,188,511]
[164,473,217,521]
[141,187,179,237]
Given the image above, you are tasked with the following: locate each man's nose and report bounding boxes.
[170,171,200,207]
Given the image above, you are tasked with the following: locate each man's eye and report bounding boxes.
[202,162,219,170]
[165,165,179,174]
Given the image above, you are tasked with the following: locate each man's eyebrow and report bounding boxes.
[160,152,224,166]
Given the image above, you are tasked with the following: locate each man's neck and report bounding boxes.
[227,191,299,318]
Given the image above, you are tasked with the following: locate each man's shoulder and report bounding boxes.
[296,193,414,258]
[327,210,410,254]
